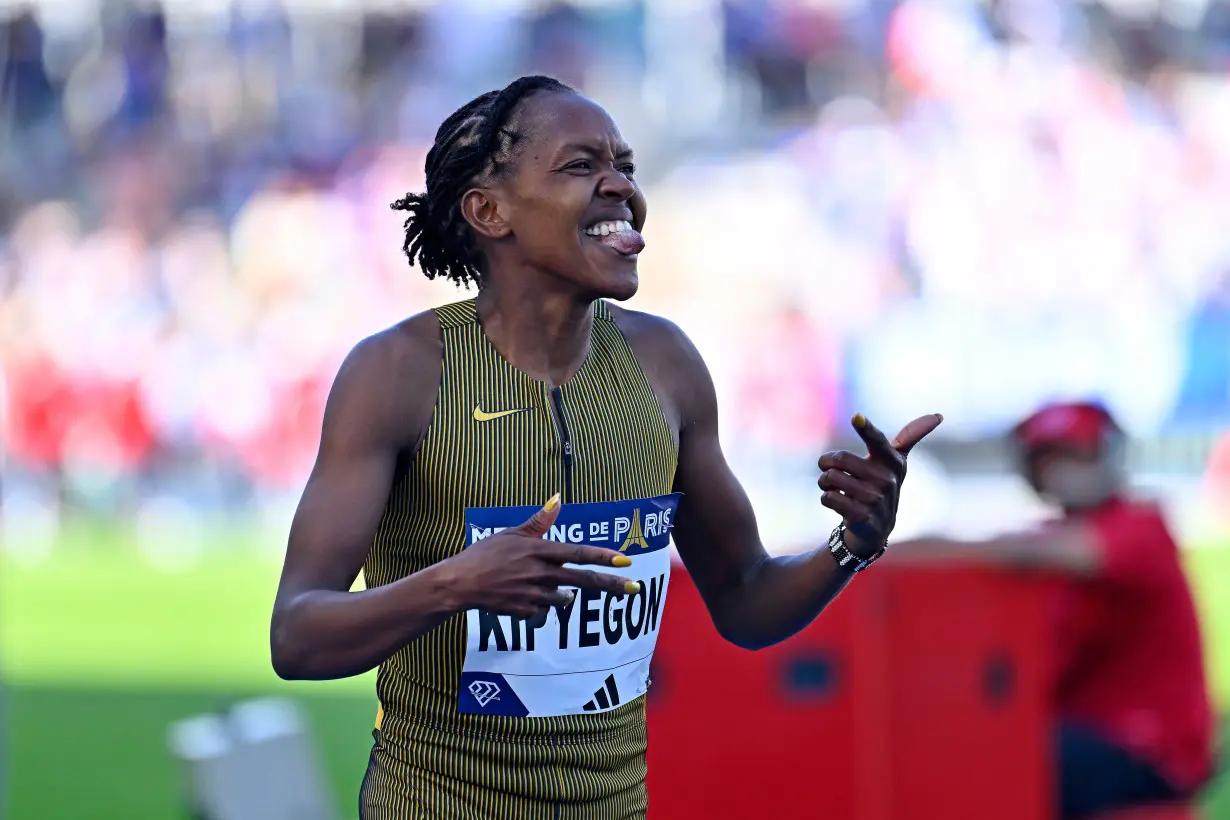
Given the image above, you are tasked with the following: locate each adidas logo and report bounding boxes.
[582,674,622,712]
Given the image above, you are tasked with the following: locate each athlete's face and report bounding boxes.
[483,92,648,300]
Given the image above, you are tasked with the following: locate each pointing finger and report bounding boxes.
[556,568,641,596]
[889,413,945,455]
[541,542,634,568]
[851,414,902,466]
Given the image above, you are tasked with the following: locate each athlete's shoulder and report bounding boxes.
[325,309,442,452]
[342,309,442,387]
[604,302,713,428]
[604,302,703,365]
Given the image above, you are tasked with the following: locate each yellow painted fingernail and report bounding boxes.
[624,581,641,594]
[612,555,632,568]
[852,413,867,429]
[544,493,561,512]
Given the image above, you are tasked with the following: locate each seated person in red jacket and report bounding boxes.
[896,401,1216,819]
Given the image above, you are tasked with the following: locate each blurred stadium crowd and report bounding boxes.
[2,0,1230,524]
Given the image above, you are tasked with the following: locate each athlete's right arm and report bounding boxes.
[270,315,638,681]
[270,314,451,681]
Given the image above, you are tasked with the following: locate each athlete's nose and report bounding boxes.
[596,168,635,202]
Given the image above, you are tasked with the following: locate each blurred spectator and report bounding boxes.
[734,301,840,460]
[895,402,1216,817]
[2,10,57,127]
[2,0,1230,526]
[1173,272,1230,430]
[524,1,590,88]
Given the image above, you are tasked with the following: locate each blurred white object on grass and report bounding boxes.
[168,697,338,820]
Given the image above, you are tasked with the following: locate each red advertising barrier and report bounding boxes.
[647,561,1057,820]
[882,565,1054,820]
[647,562,870,820]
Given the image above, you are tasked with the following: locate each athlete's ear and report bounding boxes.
[460,188,511,241]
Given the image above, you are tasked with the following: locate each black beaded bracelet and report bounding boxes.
[827,523,886,573]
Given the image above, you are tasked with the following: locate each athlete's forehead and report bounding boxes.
[515,92,633,164]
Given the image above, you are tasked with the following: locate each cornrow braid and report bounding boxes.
[390,75,573,289]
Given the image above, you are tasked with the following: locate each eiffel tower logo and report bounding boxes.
[619,508,648,552]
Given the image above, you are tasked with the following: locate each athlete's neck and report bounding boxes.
[475,281,594,387]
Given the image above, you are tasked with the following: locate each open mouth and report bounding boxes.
[582,219,645,258]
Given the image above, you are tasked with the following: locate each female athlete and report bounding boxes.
[270,75,942,820]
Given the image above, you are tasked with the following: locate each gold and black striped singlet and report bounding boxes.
[359,298,678,820]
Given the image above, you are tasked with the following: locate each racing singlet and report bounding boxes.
[360,299,678,820]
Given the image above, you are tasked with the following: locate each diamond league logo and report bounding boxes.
[468,680,501,708]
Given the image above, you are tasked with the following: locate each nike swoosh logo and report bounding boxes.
[473,405,531,423]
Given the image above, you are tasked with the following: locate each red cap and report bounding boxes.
[1012,401,1119,452]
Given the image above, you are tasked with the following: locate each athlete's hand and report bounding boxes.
[817,413,944,558]
[439,495,640,618]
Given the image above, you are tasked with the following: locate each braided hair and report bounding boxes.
[390,75,573,289]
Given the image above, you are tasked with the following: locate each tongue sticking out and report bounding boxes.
[596,229,646,256]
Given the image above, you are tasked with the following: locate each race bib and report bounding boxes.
[457,493,682,718]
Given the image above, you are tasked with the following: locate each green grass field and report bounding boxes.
[3,521,1229,819]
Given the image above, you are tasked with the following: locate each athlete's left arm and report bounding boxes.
[619,311,869,650]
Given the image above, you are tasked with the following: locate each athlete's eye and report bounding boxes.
[565,160,593,173]
[618,164,636,177]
